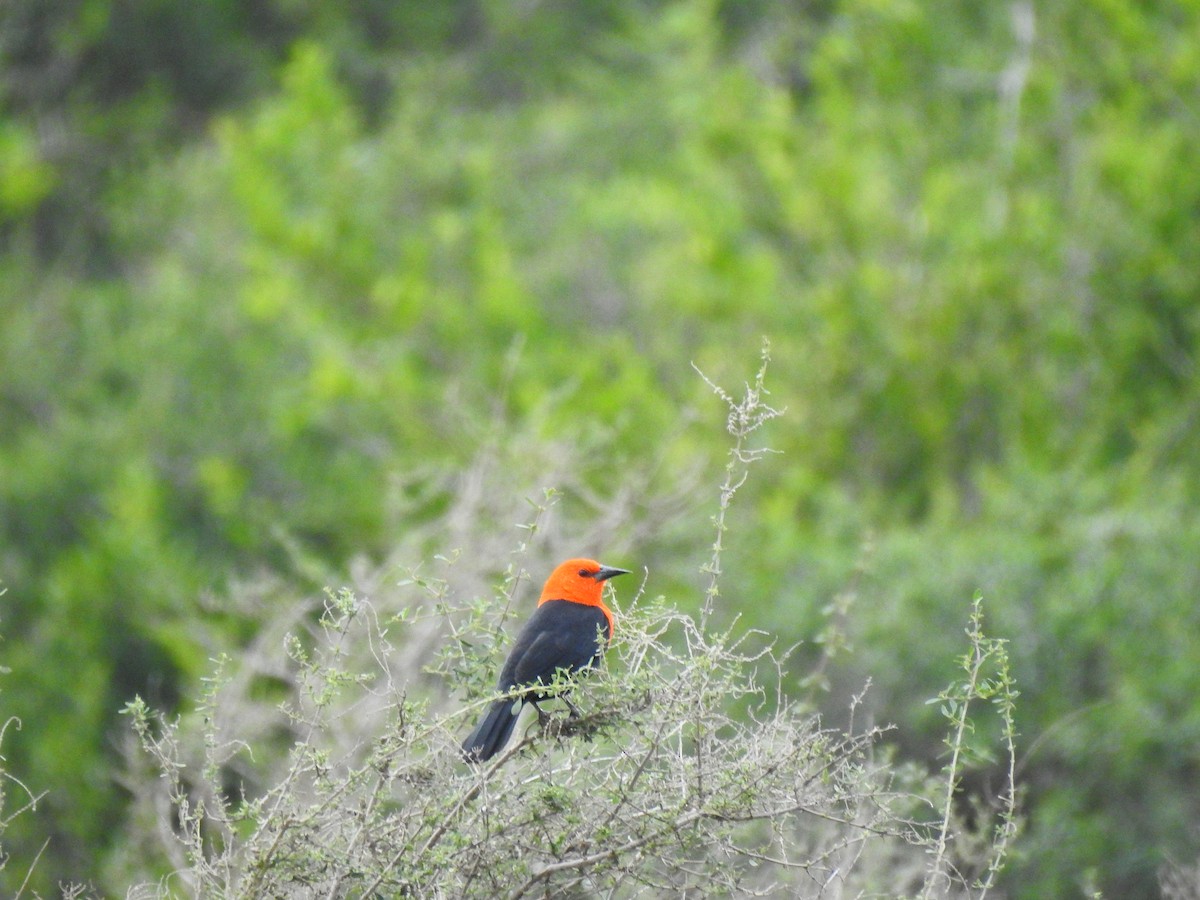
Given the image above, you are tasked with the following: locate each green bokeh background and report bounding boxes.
[2,1,1198,895]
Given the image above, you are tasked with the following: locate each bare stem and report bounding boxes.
[694,339,783,629]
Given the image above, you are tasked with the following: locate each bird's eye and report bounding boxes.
[579,568,592,577]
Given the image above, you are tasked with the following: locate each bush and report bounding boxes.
[111,355,1018,897]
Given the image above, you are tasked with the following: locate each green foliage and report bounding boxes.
[2,0,1199,895]
[0,121,54,221]
[110,378,1017,897]
[755,465,1200,896]
[923,596,1019,898]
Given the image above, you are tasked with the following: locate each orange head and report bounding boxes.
[538,557,631,636]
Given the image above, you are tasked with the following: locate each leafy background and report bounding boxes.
[2,1,1198,896]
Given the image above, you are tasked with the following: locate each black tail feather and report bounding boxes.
[461,698,521,762]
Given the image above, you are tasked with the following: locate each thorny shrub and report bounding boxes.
[113,346,1019,898]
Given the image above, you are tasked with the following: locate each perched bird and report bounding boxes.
[461,557,630,763]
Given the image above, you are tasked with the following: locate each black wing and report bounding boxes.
[498,600,610,691]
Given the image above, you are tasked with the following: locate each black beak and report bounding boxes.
[593,565,631,582]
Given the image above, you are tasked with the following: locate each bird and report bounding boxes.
[461,557,631,763]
